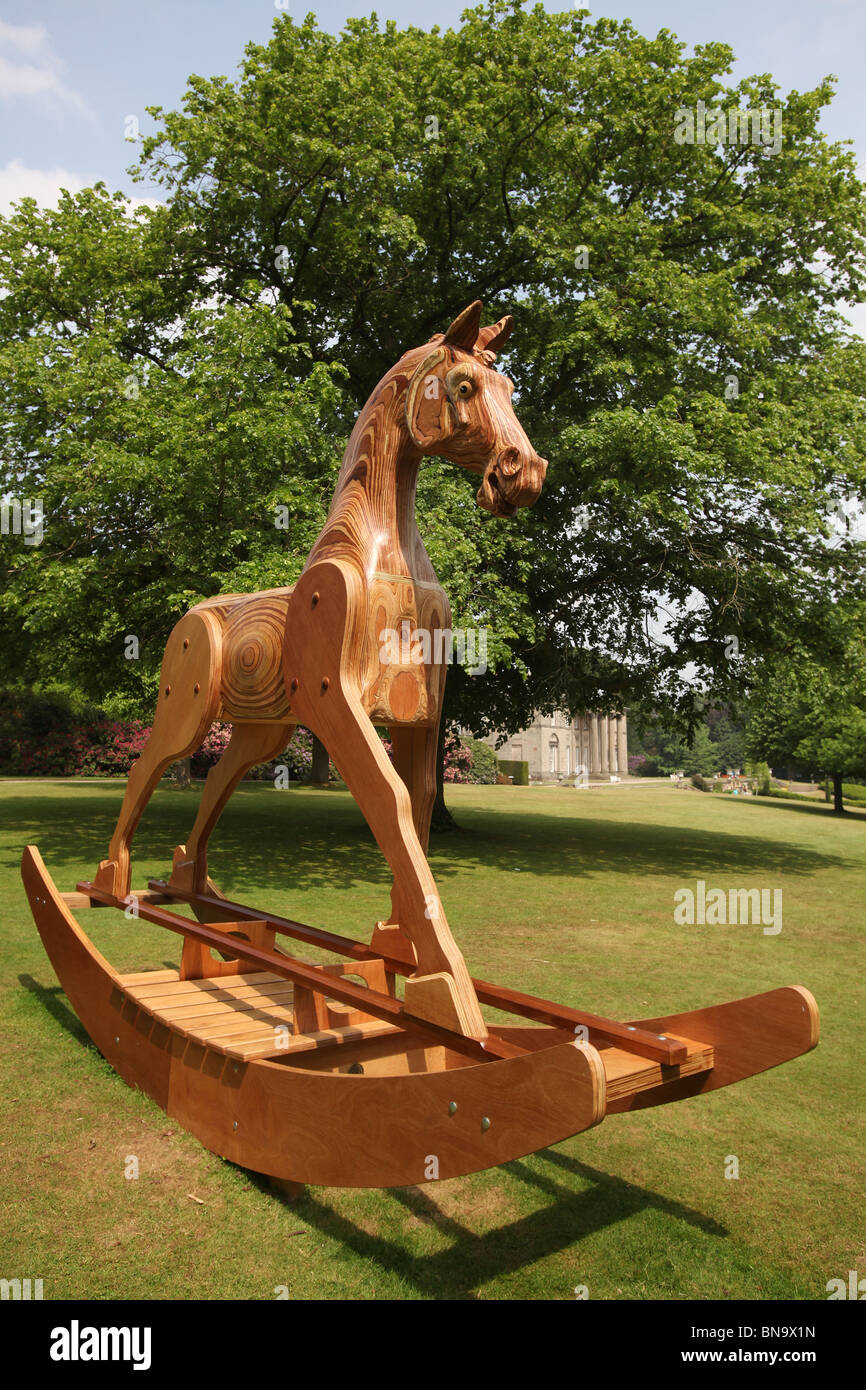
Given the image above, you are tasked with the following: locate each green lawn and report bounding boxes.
[1,778,862,1301]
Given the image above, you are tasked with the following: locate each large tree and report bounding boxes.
[0,190,345,713]
[1,0,864,780]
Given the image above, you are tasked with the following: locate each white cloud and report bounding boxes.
[0,162,165,219]
[0,160,86,217]
[0,18,90,114]
[0,18,51,56]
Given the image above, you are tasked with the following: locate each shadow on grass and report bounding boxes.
[1,784,853,920]
[250,1148,727,1299]
[731,797,866,822]
[19,965,727,1299]
[19,973,94,1052]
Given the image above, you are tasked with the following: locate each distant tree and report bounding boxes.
[746,610,866,813]
[707,707,746,771]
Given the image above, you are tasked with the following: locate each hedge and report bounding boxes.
[498,758,529,785]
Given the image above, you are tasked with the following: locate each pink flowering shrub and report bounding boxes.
[1,690,471,787]
[0,692,340,783]
[0,693,151,776]
[442,730,474,783]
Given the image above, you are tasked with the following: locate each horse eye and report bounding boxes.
[457,381,472,397]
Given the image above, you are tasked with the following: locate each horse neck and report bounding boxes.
[305,365,437,584]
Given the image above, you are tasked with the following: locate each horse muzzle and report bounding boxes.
[477,448,548,517]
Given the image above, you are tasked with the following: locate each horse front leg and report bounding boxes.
[285,562,486,1039]
[375,724,439,965]
[310,698,484,1037]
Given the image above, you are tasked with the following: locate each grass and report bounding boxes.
[1,777,863,1301]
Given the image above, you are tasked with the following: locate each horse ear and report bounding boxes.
[476,315,513,354]
[444,300,483,349]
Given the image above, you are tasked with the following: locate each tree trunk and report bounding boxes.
[172,756,192,789]
[833,771,845,814]
[309,734,330,785]
[431,717,457,832]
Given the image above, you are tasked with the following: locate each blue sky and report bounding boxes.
[1,0,863,211]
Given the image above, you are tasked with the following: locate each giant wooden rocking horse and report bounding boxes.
[23,302,818,1188]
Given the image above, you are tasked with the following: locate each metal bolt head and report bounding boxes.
[233,1121,238,1131]
[448,1101,457,1115]
[311,591,320,606]
[114,1036,120,1045]
[481,1116,491,1131]
[321,676,330,691]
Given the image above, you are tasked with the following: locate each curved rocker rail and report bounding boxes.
[23,846,605,1187]
[23,846,819,1188]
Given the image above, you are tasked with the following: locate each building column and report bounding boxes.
[617,714,628,777]
[607,717,617,773]
[600,716,610,774]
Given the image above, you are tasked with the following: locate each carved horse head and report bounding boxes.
[404,300,548,518]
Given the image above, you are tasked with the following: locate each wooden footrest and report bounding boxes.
[599,1031,714,1104]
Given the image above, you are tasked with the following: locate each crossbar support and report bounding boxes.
[135,880,689,1065]
[78,881,524,1065]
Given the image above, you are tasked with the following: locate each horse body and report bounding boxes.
[93,301,547,1038]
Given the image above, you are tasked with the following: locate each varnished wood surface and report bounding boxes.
[78,876,520,1064]
[606,988,819,1112]
[25,845,608,1187]
[281,558,487,1038]
[150,881,690,1065]
[90,303,548,1038]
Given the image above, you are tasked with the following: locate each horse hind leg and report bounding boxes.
[93,609,223,899]
[168,720,294,901]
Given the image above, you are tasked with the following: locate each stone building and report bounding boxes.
[478,710,629,782]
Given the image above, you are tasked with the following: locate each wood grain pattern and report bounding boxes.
[25,298,820,1189]
[148,881,692,1065]
[90,303,548,1038]
[605,988,820,1112]
[24,844,607,1187]
[78,874,522,1064]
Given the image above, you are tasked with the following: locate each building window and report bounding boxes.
[549,735,559,774]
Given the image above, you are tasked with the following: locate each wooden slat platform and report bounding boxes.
[117,969,715,1087]
[119,968,401,1061]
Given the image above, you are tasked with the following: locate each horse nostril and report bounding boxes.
[497,447,521,478]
